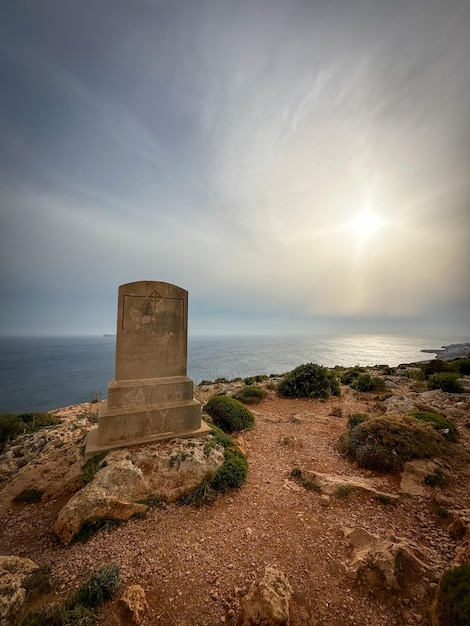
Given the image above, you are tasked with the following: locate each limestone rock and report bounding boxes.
[118,584,148,625]
[383,395,417,415]
[0,555,37,626]
[343,527,433,591]
[238,566,292,626]
[400,459,443,497]
[52,483,147,544]
[53,437,224,544]
[302,470,398,502]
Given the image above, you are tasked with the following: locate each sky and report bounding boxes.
[1,0,469,337]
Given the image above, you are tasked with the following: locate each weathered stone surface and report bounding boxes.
[302,470,398,502]
[53,438,224,544]
[383,395,417,414]
[400,459,443,496]
[52,484,147,545]
[239,567,292,626]
[118,584,149,625]
[85,281,210,458]
[0,555,37,626]
[343,527,433,591]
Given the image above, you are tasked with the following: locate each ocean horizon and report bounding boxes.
[0,333,467,414]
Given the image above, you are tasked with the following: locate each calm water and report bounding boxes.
[0,334,461,413]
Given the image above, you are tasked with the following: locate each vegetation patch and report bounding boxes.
[20,565,120,626]
[433,563,470,626]
[289,467,322,493]
[347,413,369,430]
[278,363,340,399]
[234,384,268,404]
[72,518,122,544]
[334,485,354,499]
[338,415,452,473]
[424,468,449,488]
[409,411,459,442]
[180,425,248,506]
[340,367,366,386]
[351,374,386,393]
[449,357,470,375]
[204,395,254,432]
[427,373,465,393]
[13,487,44,504]
[81,451,108,485]
[0,412,61,452]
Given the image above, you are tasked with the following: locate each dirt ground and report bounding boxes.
[1,381,469,625]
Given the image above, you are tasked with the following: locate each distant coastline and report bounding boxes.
[421,342,470,360]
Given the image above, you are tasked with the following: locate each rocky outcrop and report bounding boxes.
[238,567,292,626]
[343,527,435,592]
[118,584,149,625]
[400,459,445,496]
[301,470,398,502]
[53,438,224,544]
[0,556,38,626]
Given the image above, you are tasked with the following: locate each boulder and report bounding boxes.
[238,567,292,626]
[118,584,149,625]
[53,438,224,544]
[0,555,38,626]
[343,527,434,592]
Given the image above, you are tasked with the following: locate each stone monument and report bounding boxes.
[85,281,210,458]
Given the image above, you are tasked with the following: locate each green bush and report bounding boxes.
[20,565,120,626]
[434,563,470,626]
[211,448,248,492]
[347,413,369,430]
[409,411,459,442]
[234,384,268,404]
[340,367,366,385]
[428,372,465,393]
[204,396,254,432]
[68,565,121,610]
[278,363,340,399]
[351,374,386,392]
[181,425,249,506]
[421,359,455,379]
[338,416,450,473]
[450,357,470,375]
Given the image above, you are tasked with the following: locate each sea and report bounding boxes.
[0,334,464,414]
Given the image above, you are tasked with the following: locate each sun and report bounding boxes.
[352,210,382,238]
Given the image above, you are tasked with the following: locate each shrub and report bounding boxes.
[234,384,268,405]
[351,374,386,392]
[450,357,470,375]
[278,363,340,399]
[409,411,459,442]
[0,412,61,452]
[211,448,248,492]
[347,413,369,430]
[433,563,470,626]
[428,373,465,393]
[421,359,455,379]
[204,396,254,432]
[68,565,121,610]
[340,367,366,385]
[338,415,450,473]
[181,425,248,506]
[20,603,96,626]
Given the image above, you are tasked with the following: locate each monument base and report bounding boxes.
[84,418,212,460]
